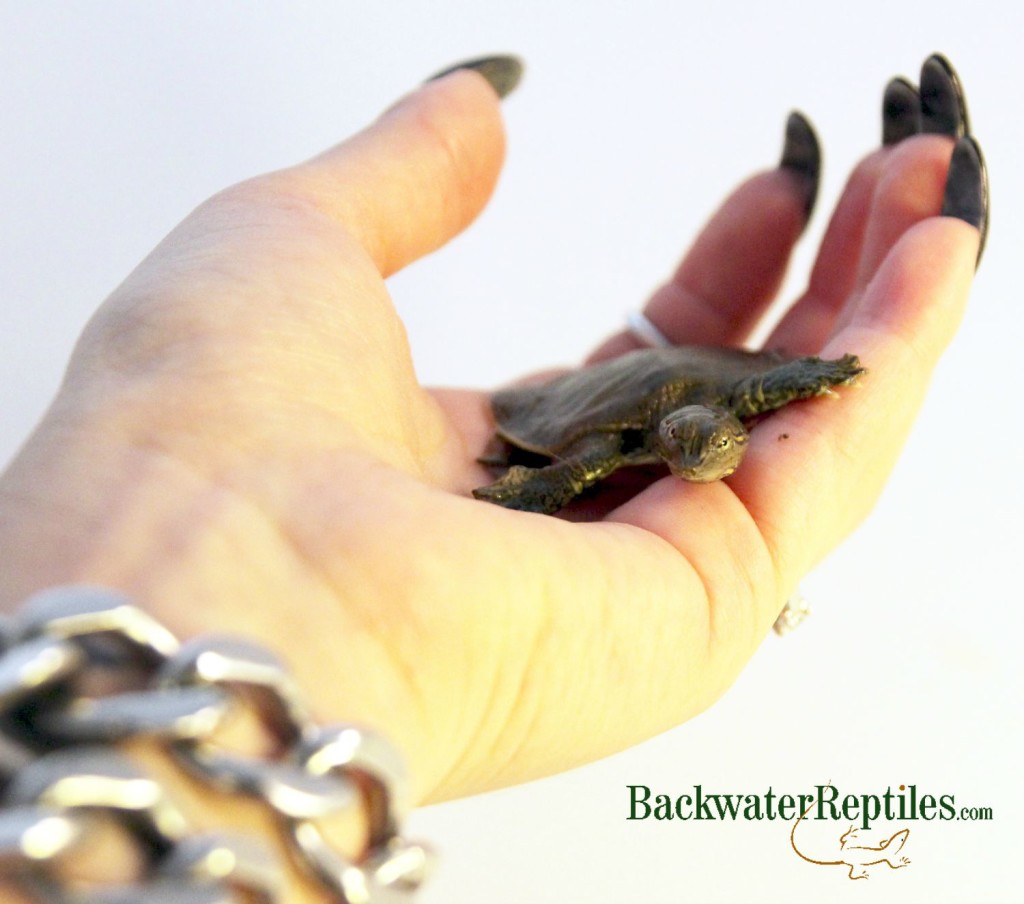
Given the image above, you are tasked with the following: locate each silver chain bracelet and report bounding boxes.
[0,585,432,902]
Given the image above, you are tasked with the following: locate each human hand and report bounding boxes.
[0,51,985,822]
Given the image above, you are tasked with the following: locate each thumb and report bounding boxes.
[288,55,521,277]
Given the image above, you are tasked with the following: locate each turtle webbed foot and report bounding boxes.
[749,354,865,413]
[781,354,865,398]
[809,353,865,391]
[473,465,572,514]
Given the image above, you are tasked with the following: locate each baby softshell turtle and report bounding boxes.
[473,346,864,514]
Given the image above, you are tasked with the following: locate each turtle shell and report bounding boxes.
[492,345,787,455]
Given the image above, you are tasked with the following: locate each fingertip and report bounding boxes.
[920,53,970,138]
[941,135,989,267]
[779,110,821,222]
[425,54,525,100]
[882,77,921,146]
[298,65,511,276]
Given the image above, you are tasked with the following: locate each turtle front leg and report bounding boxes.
[730,354,865,417]
[473,434,623,514]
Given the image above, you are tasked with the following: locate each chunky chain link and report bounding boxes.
[0,586,432,902]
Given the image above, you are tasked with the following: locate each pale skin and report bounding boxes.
[0,69,978,899]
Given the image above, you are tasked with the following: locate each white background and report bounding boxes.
[2,3,1021,902]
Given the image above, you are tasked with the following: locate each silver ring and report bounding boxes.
[626,310,672,348]
[772,591,811,636]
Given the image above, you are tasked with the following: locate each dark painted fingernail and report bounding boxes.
[426,54,524,99]
[941,135,989,268]
[921,53,970,137]
[780,110,821,223]
[882,77,921,146]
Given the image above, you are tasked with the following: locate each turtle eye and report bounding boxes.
[718,437,731,449]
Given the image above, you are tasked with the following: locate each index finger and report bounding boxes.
[724,139,985,586]
[607,136,985,631]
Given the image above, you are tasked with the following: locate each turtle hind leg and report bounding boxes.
[473,434,623,514]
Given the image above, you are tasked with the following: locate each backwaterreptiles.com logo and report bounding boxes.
[627,781,993,881]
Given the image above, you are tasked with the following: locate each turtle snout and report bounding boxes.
[656,406,749,482]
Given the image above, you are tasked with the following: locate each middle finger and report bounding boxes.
[769,54,972,353]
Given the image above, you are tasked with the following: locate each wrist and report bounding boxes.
[0,586,431,901]
[0,410,436,796]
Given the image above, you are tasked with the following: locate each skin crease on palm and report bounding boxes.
[0,64,979,897]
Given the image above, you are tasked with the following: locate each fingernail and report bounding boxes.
[941,135,989,268]
[779,110,821,222]
[882,77,921,146]
[426,54,524,100]
[920,53,970,137]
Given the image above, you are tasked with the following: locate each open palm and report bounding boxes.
[0,58,983,811]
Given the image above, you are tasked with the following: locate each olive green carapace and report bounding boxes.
[473,346,864,514]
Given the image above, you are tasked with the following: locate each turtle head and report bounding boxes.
[655,406,749,482]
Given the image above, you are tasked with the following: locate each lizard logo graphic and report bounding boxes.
[790,788,912,880]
